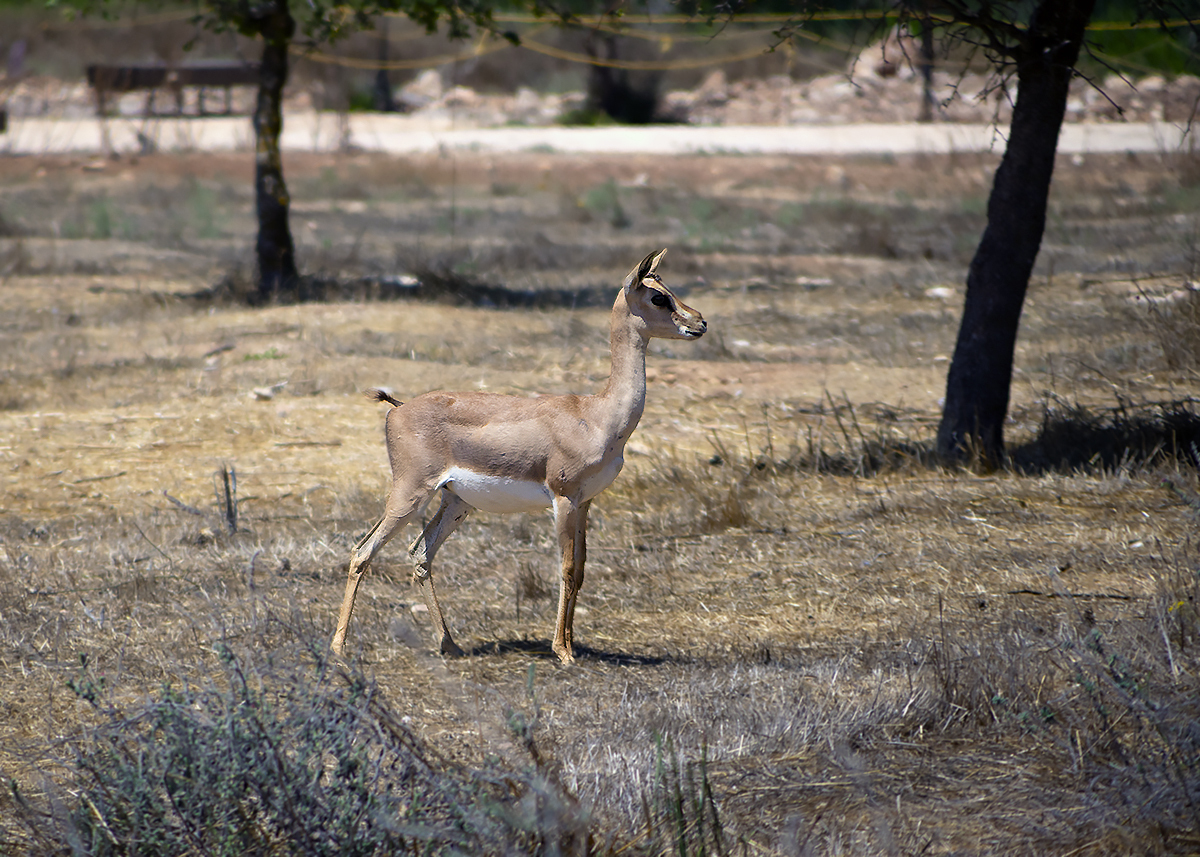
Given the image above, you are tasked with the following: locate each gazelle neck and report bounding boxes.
[599,291,649,439]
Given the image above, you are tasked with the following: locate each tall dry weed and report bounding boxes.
[918,552,1200,847]
[3,634,591,857]
[1012,395,1200,473]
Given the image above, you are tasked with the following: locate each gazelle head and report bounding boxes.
[622,249,707,341]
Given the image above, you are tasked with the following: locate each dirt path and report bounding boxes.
[3,112,1190,157]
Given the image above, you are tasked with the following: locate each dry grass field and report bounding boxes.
[1,146,1199,855]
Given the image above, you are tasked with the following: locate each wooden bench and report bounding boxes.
[86,61,260,117]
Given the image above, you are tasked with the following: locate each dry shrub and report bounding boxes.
[621,446,780,534]
[517,560,553,603]
[0,211,27,238]
[1012,396,1200,473]
[2,630,590,857]
[1129,283,1200,372]
[617,407,931,536]
[0,238,32,278]
[1175,146,1200,190]
[618,398,934,536]
[1154,289,1200,372]
[921,554,1200,847]
[782,397,934,476]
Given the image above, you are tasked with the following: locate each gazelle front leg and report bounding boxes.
[565,499,590,651]
[408,490,472,657]
[552,495,589,664]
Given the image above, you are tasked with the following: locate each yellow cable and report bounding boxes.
[1087,19,1195,31]
[289,20,1197,74]
[37,6,1200,63]
[515,36,776,70]
[40,7,1199,35]
[482,12,898,25]
[575,22,781,43]
[292,31,779,72]
[1090,42,1197,77]
[289,29,533,71]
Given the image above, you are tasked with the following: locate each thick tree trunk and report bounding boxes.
[584,32,658,124]
[585,33,620,117]
[935,0,1096,465]
[252,4,298,303]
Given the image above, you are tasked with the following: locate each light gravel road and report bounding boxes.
[2,110,1193,157]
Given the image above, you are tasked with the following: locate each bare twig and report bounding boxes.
[163,491,205,516]
[214,463,238,534]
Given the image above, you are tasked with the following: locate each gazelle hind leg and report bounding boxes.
[331,486,426,656]
[408,490,472,657]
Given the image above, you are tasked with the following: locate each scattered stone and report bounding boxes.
[6,49,1195,127]
[251,381,287,400]
[398,68,443,110]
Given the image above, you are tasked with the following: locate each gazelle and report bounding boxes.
[331,249,706,664]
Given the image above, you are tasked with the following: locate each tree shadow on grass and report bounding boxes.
[470,638,667,667]
[770,398,1200,480]
[1009,397,1200,475]
[188,264,615,309]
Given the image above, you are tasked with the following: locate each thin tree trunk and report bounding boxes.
[373,17,396,112]
[918,10,934,123]
[252,3,298,303]
[935,0,1095,465]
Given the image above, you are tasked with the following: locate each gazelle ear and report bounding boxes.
[623,249,668,292]
[646,248,667,275]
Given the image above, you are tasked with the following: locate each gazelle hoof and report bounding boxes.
[440,636,465,658]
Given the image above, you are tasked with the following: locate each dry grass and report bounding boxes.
[2,149,1199,855]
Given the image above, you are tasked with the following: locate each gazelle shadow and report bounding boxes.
[470,638,667,667]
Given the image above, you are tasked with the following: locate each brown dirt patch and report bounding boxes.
[2,149,1199,854]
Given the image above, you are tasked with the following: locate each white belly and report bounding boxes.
[441,466,553,514]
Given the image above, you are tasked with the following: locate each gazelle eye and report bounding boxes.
[650,293,671,308]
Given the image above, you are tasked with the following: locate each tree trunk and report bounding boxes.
[373,17,396,112]
[585,32,620,118]
[935,0,1096,465]
[584,32,658,124]
[252,3,298,303]
[918,12,934,123]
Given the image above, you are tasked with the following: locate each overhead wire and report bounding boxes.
[23,9,1200,74]
[295,13,1199,74]
[30,8,1199,32]
[513,36,784,71]
[290,28,531,70]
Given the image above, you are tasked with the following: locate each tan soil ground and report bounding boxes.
[1,149,1199,854]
